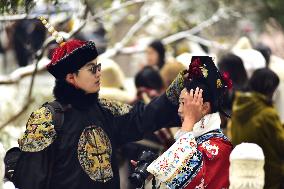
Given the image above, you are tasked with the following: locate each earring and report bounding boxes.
[200,117,205,129]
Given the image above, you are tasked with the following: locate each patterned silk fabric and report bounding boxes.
[166,71,185,105]
[78,126,113,183]
[19,107,56,152]
[148,130,232,189]
[99,99,132,116]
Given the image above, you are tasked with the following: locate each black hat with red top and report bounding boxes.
[47,39,98,79]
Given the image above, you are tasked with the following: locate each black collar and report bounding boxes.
[53,79,99,109]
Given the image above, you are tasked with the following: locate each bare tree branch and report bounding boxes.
[0,9,75,22]
[92,0,148,19]
[0,98,35,130]
[116,35,229,55]
[0,58,49,85]
[110,8,235,55]
[185,34,229,50]
[100,13,154,58]
[162,8,232,45]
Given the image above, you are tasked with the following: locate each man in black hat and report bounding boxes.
[13,39,188,189]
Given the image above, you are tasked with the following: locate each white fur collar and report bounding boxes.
[192,112,221,138]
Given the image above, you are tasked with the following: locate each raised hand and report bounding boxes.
[181,87,203,132]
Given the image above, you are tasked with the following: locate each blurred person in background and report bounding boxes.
[160,59,186,88]
[134,66,165,103]
[0,144,15,189]
[254,43,272,67]
[217,53,248,132]
[119,66,175,189]
[98,58,133,104]
[145,39,166,70]
[232,37,266,78]
[230,68,284,189]
[12,19,46,67]
[255,43,284,124]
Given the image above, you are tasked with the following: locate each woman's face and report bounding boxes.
[178,88,211,122]
[146,47,159,67]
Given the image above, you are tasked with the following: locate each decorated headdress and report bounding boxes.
[38,16,98,79]
[184,56,232,117]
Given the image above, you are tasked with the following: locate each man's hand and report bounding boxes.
[181,87,203,132]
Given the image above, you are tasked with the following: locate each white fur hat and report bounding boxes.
[232,37,266,78]
[229,143,265,189]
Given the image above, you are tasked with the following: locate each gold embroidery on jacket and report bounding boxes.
[99,98,131,116]
[19,107,56,152]
[78,126,113,182]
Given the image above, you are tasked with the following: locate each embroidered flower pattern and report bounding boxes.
[166,151,203,188]
[201,140,219,159]
[187,58,208,80]
[147,133,197,182]
[222,72,233,90]
[201,67,208,78]
[195,178,205,189]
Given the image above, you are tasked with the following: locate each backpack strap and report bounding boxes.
[42,101,69,189]
[43,100,69,132]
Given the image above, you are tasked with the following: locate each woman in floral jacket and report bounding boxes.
[147,56,233,189]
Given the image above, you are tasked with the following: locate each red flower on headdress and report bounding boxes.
[187,58,203,79]
[222,72,233,90]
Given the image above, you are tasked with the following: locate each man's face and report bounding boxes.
[73,58,101,94]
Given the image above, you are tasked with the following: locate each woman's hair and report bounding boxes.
[149,40,166,69]
[218,53,248,91]
[248,68,279,96]
[184,79,216,113]
[254,43,272,67]
[135,66,164,91]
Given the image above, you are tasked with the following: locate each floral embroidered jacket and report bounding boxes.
[148,113,233,189]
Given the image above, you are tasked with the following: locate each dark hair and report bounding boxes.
[184,79,217,114]
[254,43,272,67]
[248,68,279,96]
[135,66,164,91]
[218,53,248,91]
[149,40,165,69]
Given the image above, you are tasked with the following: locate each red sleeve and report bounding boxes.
[185,138,232,189]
